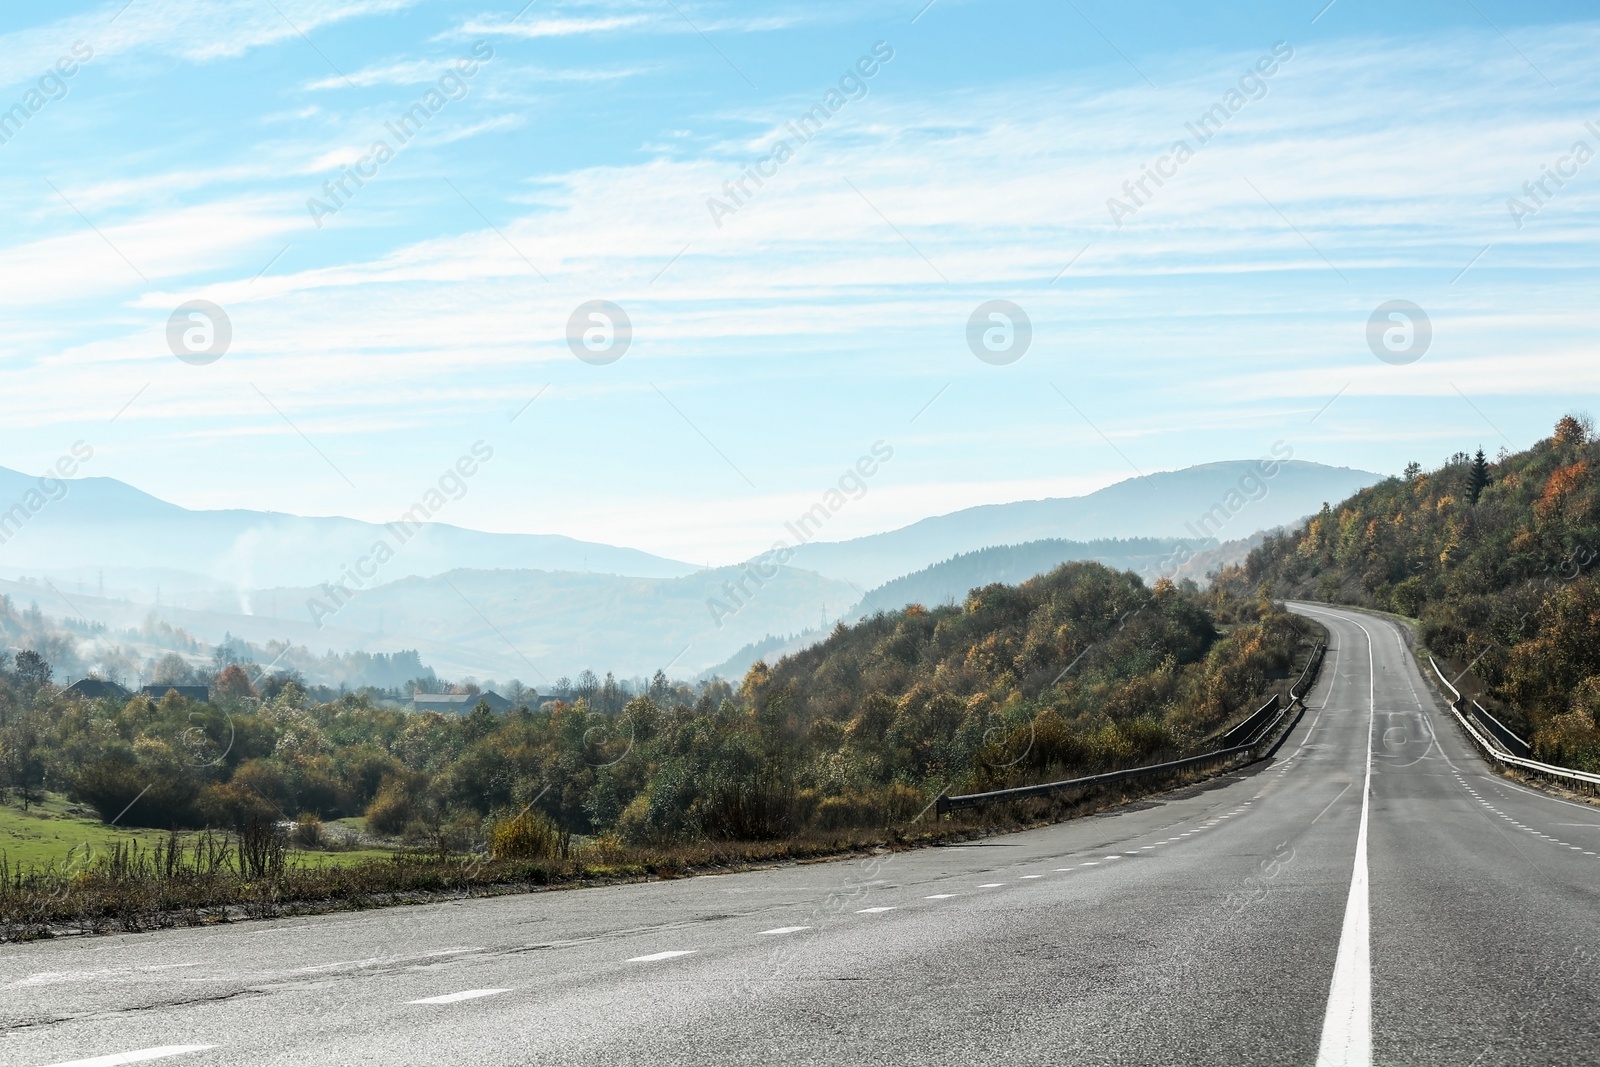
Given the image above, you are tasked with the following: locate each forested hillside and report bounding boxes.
[746,563,1303,798]
[2,562,1308,846]
[1218,415,1600,769]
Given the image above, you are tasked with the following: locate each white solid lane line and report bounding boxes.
[36,1047,216,1067]
[856,906,896,914]
[758,926,812,935]
[627,950,697,962]
[409,988,512,1004]
[1312,608,1373,1067]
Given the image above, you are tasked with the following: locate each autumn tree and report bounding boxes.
[215,663,256,699]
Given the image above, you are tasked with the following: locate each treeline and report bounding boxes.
[2,562,1309,847]
[0,592,445,694]
[855,537,1195,615]
[1217,414,1600,770]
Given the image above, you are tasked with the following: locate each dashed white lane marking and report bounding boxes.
[409,988,510,1004]
[977,883,1004,888]
[758,926,811,935]
[855,907,896,914]
[1080,861,1100,866]
[925,894,957,899]
[1451,768,1600,861]
[627,950,697,962]
[38,1047,217,1067]
[1053,867,1075,871]
[1021,875,1043,879]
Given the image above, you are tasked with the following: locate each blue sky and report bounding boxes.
[2,0,1597,564]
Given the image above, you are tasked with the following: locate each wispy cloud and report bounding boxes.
[432,114,524,143]
[2,14,1596,558]
[459,14,653,39]
[305,57,649,90]
[0,0,421,90]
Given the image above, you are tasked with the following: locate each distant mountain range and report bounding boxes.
[782,459,1381,587]
[0,467,695,599]
[0,458,1381,680]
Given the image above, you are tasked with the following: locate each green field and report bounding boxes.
[0,795,395,870]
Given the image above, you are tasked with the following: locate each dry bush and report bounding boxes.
[291,813,324,848]
[488,809,569,861]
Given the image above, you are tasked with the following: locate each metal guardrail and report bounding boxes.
[1428,656,1600,795]
[1290,640,1327,706]
[936,641,1327,816]
[1217,693,1286,749]
[1467,700,1533,757]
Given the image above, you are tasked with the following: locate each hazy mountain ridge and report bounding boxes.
[0,467,697,595]
[0,458,1380,680]
[781,459,1383,587]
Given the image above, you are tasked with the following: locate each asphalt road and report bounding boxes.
[4,603,1599,1067]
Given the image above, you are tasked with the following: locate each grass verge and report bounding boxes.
[0,742,1288,944]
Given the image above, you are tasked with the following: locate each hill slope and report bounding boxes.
[1217,415,1600,769]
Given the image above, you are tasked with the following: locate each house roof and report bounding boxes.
[66,678,131,699]
[410,690,513,712]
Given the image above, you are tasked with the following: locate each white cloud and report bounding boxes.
[458,14,652,39]
[0,0,422,91]
[4,21,1600,556]
[431,114,523,143]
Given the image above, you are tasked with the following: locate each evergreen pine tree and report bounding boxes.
[1468,447,1490,505]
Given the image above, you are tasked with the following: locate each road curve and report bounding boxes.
[3,604,1597,1067]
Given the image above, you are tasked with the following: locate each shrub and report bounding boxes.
[291,812,324,848]
[812,783,925,830]
[365,775,422,836]
[488,809,569,861]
